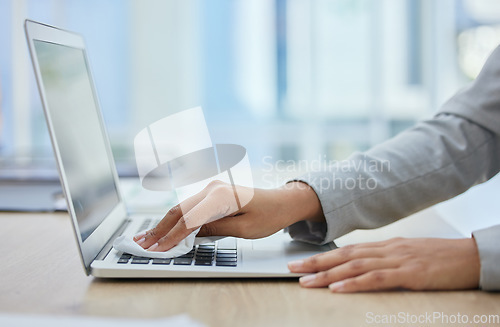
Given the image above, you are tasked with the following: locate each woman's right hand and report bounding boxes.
[133,180,325,252]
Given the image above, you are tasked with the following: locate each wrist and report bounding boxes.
[279,181,325,225]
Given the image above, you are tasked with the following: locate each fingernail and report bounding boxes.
[329,281,345,292]
[299,274,316,285]
[288,260,304,270]
[147,243,158,251]
[136,237,146,245]
[133,232,146,241]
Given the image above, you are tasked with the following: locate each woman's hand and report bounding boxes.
[134,180,324,252]
[288,237,480,292]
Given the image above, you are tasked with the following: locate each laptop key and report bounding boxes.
[117,258,130,264]
[217,249,237,254]
[131,259,150,264]
[216,261,237,267]
[215,253,237,258]
[197,253,214,258]
[195,260,213,266]
[195,252,214,257]
[152,258,172,265]
[173,258,193,265]
[198,248,215,252]
[198,244,215,250]
[131,256,150,264]
[216,257,237,262]
[195,256,214,261]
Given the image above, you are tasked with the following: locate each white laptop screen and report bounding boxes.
[33,40,120,241]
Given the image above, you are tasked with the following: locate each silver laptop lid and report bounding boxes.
[25,20,128,274]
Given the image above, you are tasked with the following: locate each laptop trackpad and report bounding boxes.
[248,232,335,262]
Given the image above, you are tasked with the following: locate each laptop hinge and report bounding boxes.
[94,219,131,261]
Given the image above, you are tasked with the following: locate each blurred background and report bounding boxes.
[1,0,500,186]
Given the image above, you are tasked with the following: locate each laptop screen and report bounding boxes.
[33,40,120,241]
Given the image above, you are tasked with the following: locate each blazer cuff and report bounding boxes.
[286,175,355,245]
[472,224,500,291]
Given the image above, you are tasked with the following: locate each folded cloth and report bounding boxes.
[113,228,223,259]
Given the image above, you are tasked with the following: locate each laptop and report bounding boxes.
[24,19,335,278]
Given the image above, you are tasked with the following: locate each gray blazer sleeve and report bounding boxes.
[288,45,500,290]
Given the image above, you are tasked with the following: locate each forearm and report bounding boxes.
[289,113,500,244]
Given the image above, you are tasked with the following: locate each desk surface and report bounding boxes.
[1,212,499,327]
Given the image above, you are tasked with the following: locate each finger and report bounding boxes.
[182,186,240,229]
[136,205,183,249]
[298,258,399,288]
[133,206,182,243]
[136,189,207,248]
[328,269,404,293]
[139,181,239,250]
[288,245,384,273]
[149,216,198,252]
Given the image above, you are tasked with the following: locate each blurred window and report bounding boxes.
[1,0,500,182]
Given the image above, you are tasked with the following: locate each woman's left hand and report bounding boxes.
[288,237,480,292]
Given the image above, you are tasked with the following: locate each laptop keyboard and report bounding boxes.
[117,218,237,267]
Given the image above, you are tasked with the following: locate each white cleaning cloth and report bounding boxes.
[113,228,222,259]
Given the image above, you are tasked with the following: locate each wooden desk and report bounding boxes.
[1,212,499,327]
